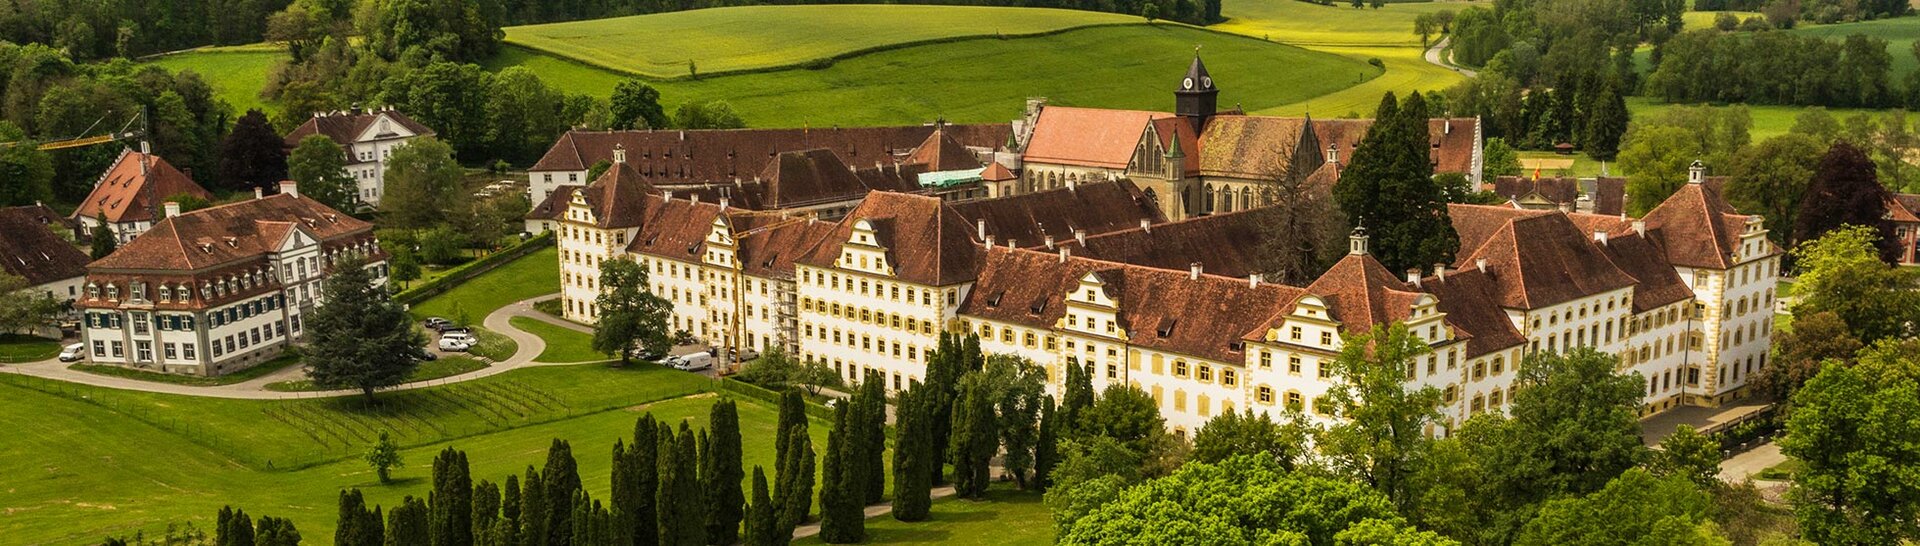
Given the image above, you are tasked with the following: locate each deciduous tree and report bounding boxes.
[609,80,667,130]
[1754,311,1861,403]
[1316,323,1443,511]
[1728,133,1824,247]
[1791,225,1920,343]
[1516,469,1724,545]
[218,109,288,193]
[1782,361,1920,545]
[590,258,672,364]
[90,213,116,259]
[1191,409,1309,469]
[380,137,463,229]
[287,134,359,213]
[1794,142,1901,262]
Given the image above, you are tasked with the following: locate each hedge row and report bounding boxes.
[716,377,835,422]
[394,231,554,306]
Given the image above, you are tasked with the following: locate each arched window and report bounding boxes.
[1202,185,1216,214]
[1240,187,1253,210]
[1143,188,1159,206]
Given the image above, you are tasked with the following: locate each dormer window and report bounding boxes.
[130,282,145,301]
[158,285,172,302]
[87,284,99,300]
[106,285,119,300]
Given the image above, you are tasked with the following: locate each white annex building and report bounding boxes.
[285,107,435,207]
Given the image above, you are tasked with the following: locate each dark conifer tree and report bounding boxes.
[432,448,475,546]
[659,424,707,546]
[855,377,887,505]
[218,109,289,193]
[744,466,779,546]
[336,489,384,546]
[773,425,815,538]
[1033,395,1059,493]
[254,516,301,546]
[474,479,501,540]
[217,506,255,546]
[891,384,933,522]
[502,475,523,538]
[625,415,660,545]
[543,440,581,546]
[522,466,549,546]
[923,333,962,484]
[819,402,865,543]
[1057,359,1093,439]
[388,496,431,546]
[704,400,746,544]
[1333,91,1460,273]
[90,213,116,260]
[1583,79,1631,161]
[949,379,996,499]
[1795,141,1902,263]
[775,389,807,472]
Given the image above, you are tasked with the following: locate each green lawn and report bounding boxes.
[1,370,839,544]
[263,355,492,392]
[1212,0,1476,117]
[497,24,1375,128]
[144,49,283,114]
[793,484,1053,546]
[467,326,519,361]
[0,333,63,362]
[511,315,607,363]
[408,245,558,322]
[505,5,1143,79]
[70,352,302,386]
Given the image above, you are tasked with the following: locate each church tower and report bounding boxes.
[1175,52,1219,134]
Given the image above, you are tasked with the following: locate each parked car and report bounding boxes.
[436,323,468,334]
[413,347,439,361]
[57,343,85,362]
[441,331,476,344]
[667,352,714,371]
[423,317,452,330]
[438,338,472,352]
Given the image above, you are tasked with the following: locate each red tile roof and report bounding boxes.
[284,109,435,150]
[1886,193,1919,224]
[1639,181,1754,270]
[980,162,1017,181]
[577,162,657,228]
[1450,207,1638,309]
[732,216,842,279]
[90,193,374,272]
[1058,206,1273,279]
[527,185,581,222]
[1023,107,1172,169]
[945,180,1165,250]
[1486,176,1628,216]
[1419,268,1526,357]
[1592,232,1695,313]
[797,192,982,286]
[1305,251,1428,335]
[625,195,725,262]
[530,125,1011,181]
[72,149,213,224]
[0,207,88,286]
[903,125,984,171]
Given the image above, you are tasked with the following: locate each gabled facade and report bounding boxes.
[78,182,386,376]
[0,204,89,303]
[72,147,214,243]
[284,107,435,207]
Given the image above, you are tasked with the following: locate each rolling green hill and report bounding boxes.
[1792,16,1920,78]
[144,48,284,114]
[1216,0,1478,116]
[505,4,1145,79]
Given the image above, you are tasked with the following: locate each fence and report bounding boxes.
[715,377,835,421]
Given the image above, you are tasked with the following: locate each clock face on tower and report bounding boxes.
[1183,77,1194,90]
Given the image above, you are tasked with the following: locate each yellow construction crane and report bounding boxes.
[719,208,818,375]
[0,111,144,152]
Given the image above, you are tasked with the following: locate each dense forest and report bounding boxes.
[0,0,1224,63]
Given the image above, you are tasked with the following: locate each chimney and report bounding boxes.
[1044,234,1055,249]
[977,219,987,241]
[1058,247,1071,263]
[1444,119,1453,135]
[1406,268,1422,288]
[140,140,151,155]
[663,190,674,200]
[279,180,298,199]
[719,196,729,210]
[1248,273,1262,288]
[1632,220,1647,236]
[689,194,700,205]
[1140,218,1152,233]
[163,201,181,218]
[1007,238,1017,249]
[1433,263,1446,282]
[1074,228,1087,246]
[985,234,996,248]
[1475,258,1489,273]
[254,187,264,200]
[1593,230,1609,245]
[1188,262,1202,280]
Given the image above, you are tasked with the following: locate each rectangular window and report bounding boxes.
[164,343,177,360]
[92,340,104,356]
[183,343,196,360]
[135,341,151,362]
[111,341,123,357]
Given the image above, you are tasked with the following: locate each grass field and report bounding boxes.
[408,245,558,322]
[263,355,491,391]
[1792,16,1920,79]
[511,315,605,363]
[1,367,834,544]
[505,5,1143,79]
[1214,0,1476,117]
[1624,96,1892,142]
[793,484,1053,546]
[491,24,1375,127]
[70,352,302,386]
[144,49,283,114]
[0,333,63,362]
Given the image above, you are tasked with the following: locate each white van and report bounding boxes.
[668,352,714,371]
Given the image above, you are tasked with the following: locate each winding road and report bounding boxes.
[1424,36,1476,78]
[0,294,596,400]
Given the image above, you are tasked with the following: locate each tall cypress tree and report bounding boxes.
[521,466,549,546]
[892,384,933,522]
[659,423,707,546]
[949,379,996,499]
[474,479,501,538]
[705,400,747,544]
[744,466,778,546]
[1333,92,1461,273]
[502,475,522,543]
[775,389,807,473]
[629,415,660,545]
[1058,359,1093,439]
[388,496,432,546]
[1584,78,1630,161]
[608,438,633,546]
[89,213,116,259]
[773,425,815,538]
[1032,396,1059,493]
[855,378,887,505]
[923,333,961,485]
[543,440,581,546]
[432,448,475,546]
[819,402,865,543]
[217,506,255,546]
[254,516,301,546]
[336,489,384,546]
